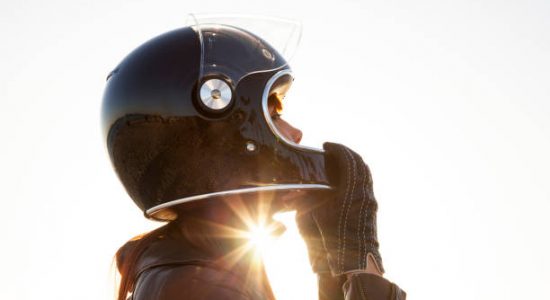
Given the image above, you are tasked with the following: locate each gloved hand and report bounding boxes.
[297,142,384,276]
[296,210,346,300]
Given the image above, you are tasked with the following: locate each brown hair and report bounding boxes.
[115,221,169,300]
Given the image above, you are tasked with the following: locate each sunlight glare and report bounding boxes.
[246,222,276,257]
[261,211,318,300]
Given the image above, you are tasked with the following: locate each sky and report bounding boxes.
[1,0,549,299]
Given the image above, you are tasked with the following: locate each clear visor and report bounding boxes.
[187,15,321,152]
[187,14,302,85]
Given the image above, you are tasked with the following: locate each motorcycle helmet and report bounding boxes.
[101,16,330,220]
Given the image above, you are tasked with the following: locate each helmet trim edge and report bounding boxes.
[146,183,331,219]
[262,69,325,153]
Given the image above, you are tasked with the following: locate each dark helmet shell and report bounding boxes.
[101,25,329,220]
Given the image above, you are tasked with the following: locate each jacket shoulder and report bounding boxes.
[132,264,251,300]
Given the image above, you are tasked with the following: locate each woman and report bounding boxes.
[102,19,405,299]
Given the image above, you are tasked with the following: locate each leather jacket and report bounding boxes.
[119,228,405,300]
[121,232,276,300]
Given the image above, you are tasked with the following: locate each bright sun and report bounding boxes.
[222,195,317,300]
[246,223,274,255]
[246,212,318,300]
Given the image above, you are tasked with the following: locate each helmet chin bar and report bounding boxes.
[146,70,331,221]
[146,184,331,220]
[262,69,325,153]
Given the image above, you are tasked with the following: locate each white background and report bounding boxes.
[1,0,549,299]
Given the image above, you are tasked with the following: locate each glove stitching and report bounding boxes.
[357,156,367,270]
[340,147,357,273]
[336,147,351,273]
[360,161,369,270]
[370,207,381,267]
[337,148,349,272]
[369,181,380,272]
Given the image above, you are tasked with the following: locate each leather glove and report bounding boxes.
[296,199,346,300]
[297,142,384,276]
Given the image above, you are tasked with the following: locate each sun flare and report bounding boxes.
[246,223,275,255]
[213,195,317,299]
[260,212,318,300]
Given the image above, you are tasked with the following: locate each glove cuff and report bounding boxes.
[343,273,406,300]
[327,250,385,276]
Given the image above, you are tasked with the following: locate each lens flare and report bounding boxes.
[246,222,276,256]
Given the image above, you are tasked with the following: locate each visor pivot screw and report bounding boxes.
[211,89,221,99]
[199,78,232,111]
[246,141,257,152]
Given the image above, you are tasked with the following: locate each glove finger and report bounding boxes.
[322,142,383,274]
[322,142,349,190]
[295,211,330,273]
[323,142,372,189]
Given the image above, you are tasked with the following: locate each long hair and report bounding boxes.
[115,221,172,300]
